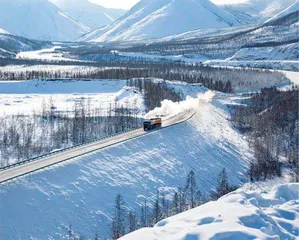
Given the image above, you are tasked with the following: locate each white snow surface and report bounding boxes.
[0,28,9,35]
[205,60,299,72]
[0,0,89,41]
[80,0,241,42]
[51,0,125,30]
[228,43,299,61]
[121,183,299,240]
[222,0,298,23]
[265,1,299,24]
[0,94,252,239]
[0,79,147,116]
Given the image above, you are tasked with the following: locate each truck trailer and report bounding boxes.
[143,118,162,131]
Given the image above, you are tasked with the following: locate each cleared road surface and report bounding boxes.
[0,110,195,183]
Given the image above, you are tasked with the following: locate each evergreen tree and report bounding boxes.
[111,194,126,240]
[184,170,199,209]
[152,190,162,225]
[140,199,148,228]
[171,191,180,215]
[128,211,138,233]
[216,168,230,198]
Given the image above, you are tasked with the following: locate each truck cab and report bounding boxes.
[143,118,162,131]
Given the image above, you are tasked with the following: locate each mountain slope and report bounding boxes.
[0,29,52,58]
[51,0,126,30]
[121,183,299,240]
[222,0,297,23]
[264,1,299,25]
[0,0,89,41]
[80,0,242,42]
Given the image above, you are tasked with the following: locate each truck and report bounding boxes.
[143,118,162,131]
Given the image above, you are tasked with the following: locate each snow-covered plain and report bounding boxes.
[0,92,252,239]
[0,79,145,116]
[121,183,299,240]
[16,47,82,62]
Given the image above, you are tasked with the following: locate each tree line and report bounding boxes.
[231,86,299,181]
[0,59,288,92]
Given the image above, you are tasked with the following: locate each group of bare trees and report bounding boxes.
[231,86,299,181]
[0,98,140,167]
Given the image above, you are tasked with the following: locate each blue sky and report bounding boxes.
[92,0,248,9]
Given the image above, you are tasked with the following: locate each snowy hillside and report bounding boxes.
[121,183,299,240]
[0,0,89,41]
[0,88,252,239]
[51,0,126,30]
[0,30,52,58]
[80,0,242,42]
[264,1,299,25]
[228,43,299,61]
[222,0,297,23]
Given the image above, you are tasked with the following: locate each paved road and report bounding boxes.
[0,110,195,183]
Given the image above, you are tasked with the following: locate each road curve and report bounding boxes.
[0,110,195,184]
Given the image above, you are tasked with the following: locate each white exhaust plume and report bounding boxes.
[145,90,216,119]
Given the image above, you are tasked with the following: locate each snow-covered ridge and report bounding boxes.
[80,0,242,42]
[0,0,89,41]
[222,0,298,23]
[228,42,299,61]
[0,28,9,35]
[265,0,299,24]
[0,31,52,58]
[51,0,126,30]
[121,183,299,240]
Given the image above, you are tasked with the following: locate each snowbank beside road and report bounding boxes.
[121,183,299,240]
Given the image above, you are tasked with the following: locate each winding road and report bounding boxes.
[0,110,195,184]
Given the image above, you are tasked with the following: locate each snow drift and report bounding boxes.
[121,183,299,240]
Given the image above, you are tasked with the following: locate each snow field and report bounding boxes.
[0,79,145,116]
[121,183,299,240]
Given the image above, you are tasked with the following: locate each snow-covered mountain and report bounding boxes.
[0,0,89,41]
[222,0,297,23]
[264,1,299,25]
[0,29,52,58]
[51,0,126,30]
[121,183,299,240]
[80,0,243,42]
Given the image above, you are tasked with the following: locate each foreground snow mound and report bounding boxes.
[121,183,299,240]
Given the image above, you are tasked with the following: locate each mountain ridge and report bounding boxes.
[80,0,243,42]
